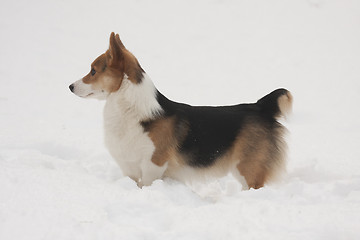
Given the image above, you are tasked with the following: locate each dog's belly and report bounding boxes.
[164,153,237,184]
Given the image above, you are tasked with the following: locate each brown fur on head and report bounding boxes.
[70,32,144,99]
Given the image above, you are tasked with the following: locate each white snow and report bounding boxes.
[1,0,360,239]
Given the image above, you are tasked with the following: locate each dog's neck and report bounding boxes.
[105,73,163,121]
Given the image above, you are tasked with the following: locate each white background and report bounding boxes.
[1,0,359,239]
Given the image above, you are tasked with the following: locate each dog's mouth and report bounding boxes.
[82,93,94,98]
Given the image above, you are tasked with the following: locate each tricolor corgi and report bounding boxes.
[69,32,293,189]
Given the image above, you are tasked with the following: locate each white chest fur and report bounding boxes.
[103,75,166,186]
[103,92,153,167]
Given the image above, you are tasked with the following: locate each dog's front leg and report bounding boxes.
[139,160,168,187]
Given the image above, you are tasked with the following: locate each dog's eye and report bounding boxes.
[91,68,96,76]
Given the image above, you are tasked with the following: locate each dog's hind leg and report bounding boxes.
[231,168,249,190]
[236,162,268,189]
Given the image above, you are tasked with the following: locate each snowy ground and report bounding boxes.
[1,0,360,239]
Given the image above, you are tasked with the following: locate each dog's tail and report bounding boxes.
[257,88,293,119]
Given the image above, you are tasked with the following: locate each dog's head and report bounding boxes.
[69,32,144,99]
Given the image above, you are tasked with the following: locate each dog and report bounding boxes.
[69,32,292,189]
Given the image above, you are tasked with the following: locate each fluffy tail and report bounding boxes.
[257,88,293,119]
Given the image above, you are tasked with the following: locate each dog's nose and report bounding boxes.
[69,84,74,92]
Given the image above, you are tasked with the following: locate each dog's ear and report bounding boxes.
[107,32,124,67]
[115,34,126,49]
